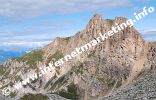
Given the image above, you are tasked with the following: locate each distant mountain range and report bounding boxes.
[0,50,28,63]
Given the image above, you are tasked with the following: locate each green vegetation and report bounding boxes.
[106,19,113,25]
[116,81,122,88]
[14,75,22,82]
[96,76,105,83]
[57,83,78,100]
[0,84,9,89]
[49,75,66,90]
[150,42,156,45]
[88,50,96,58]
[64,37,71,42]
[10,92,17,98]
[107,79,116,88]
[0,65,5,75]
[72,63,84,75]
[17,50,44,68]
[47,51,64,64]
[0,67,11,78]
[20,94,49,100]
[76,32,81,36]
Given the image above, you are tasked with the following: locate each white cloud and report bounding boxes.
[140,30,156,41]
[0,0,130,19]
[0,40,51,51]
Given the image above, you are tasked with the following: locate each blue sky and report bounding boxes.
[0,0,156,52]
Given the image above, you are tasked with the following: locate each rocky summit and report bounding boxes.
[0,14,156,100]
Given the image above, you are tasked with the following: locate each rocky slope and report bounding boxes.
[0,14,156,100]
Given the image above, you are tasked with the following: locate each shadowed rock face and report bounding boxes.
[0,14,155,100]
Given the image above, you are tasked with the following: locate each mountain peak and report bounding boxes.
[86,14,103,32]
[89,14,103,23]
[93,14,102,19]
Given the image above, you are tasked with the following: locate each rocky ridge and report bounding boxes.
[0,14,155,100]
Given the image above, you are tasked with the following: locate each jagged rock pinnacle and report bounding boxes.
[86,14,103,32]
[89,14,103,23]
[93,14,103,19]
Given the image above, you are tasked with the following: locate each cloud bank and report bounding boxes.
[141,30,156,41]
[0,0,130,19]
[0,40,51,51]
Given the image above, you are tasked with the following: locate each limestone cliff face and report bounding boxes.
[0,14,155,100]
